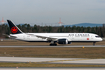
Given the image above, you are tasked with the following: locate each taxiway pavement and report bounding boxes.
[0,67,105,70]
[0,57,81,63]
[0,45,105,47]
[0,57,105,65]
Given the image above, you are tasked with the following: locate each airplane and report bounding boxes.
[7,20,103,46]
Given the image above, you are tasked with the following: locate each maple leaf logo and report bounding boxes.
[87,38,89,40]
[11,27,18,33]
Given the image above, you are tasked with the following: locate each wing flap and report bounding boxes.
[27,34,57,41]
[35,35,57,41]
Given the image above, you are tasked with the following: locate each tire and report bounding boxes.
[50,44,57,46]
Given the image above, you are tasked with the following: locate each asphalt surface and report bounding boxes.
[0,45,105,47]
[51,59,105,65]
[0,57,81,63]
[0,57,105,65]
[0,67,105,70]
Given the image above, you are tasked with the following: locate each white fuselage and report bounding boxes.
[10,33,102,42]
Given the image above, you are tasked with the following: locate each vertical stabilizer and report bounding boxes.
[7,20,23,34]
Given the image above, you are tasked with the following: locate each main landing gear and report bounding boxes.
[49,41,57,46]
[50,43,57,46]
[93,42,96,46]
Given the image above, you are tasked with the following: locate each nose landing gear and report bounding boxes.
[93,42,96,46]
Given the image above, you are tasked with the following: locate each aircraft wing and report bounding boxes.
[27,34,58,41]
[35,35,58,41]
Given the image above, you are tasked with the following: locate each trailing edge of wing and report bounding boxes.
[27,34,57,41]
[36,35,57,39]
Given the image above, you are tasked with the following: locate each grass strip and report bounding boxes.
[0,47,105,58]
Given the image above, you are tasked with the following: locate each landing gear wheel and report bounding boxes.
[93,42,96,46]
[50,43,57,46]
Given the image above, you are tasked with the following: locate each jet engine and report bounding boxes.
[58,39,71,44]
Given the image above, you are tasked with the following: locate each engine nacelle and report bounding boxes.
[58,39,71,44]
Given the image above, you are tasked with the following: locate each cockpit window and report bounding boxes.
[95,36,100,38]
